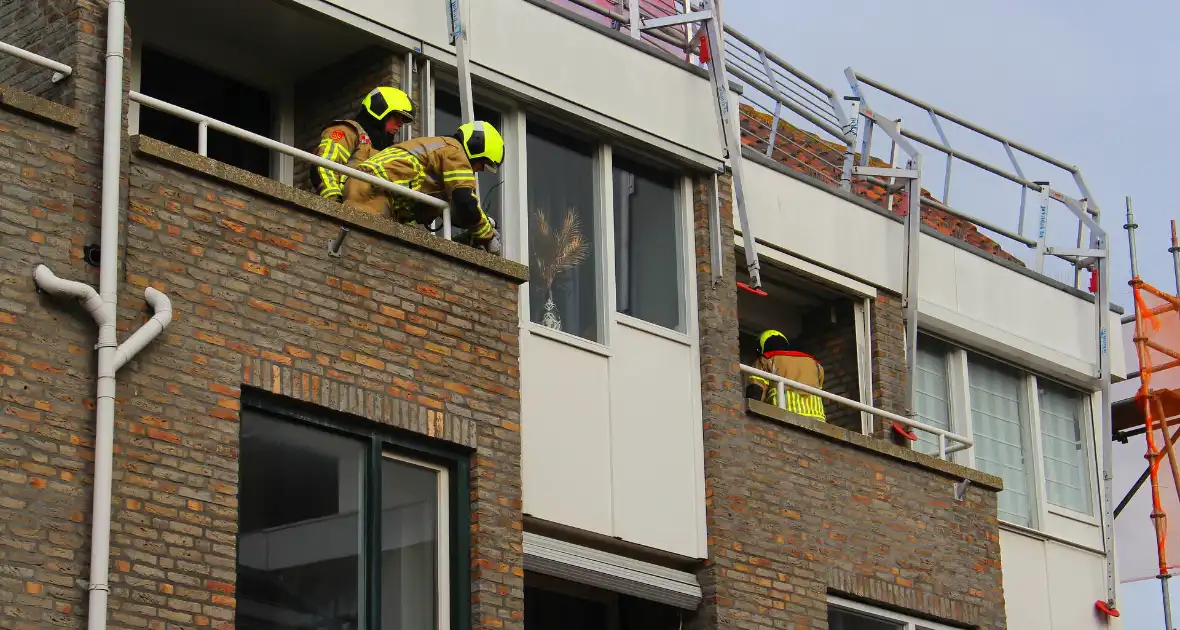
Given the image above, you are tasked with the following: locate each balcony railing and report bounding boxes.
[739,363,973,460]
[0,40,73,84]
[128,91,455,239]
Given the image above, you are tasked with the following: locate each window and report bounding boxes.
[968,354,1034,527]
[138,47,273,176]
[525,574,681,630]
[913,337,952,457]
[830,599,958,627]
[236,408,460,630]
[613,157,684,332]
[1039,381,1093,515]
[910,337,1101,532]
[828,598,956,630]
[434,92,505,229]
[527,122,601,342]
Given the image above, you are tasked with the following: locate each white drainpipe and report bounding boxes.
[32,2,173,630]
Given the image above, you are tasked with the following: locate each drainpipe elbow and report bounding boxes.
[33,264,109,327]
[112,286,172,373]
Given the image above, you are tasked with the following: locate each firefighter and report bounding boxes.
[745,329,826,421]
[342,120,502,252]
[313,86,416,202]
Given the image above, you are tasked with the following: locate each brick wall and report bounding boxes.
[870,293,908,440]
[292,47,410,193]
[796,300,860,431]
[0,54,527,627]
[692,173,1006,630]
[0,0,74,102]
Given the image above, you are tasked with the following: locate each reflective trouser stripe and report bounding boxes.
[769,389,826,420]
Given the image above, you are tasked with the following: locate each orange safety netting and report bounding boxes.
[1130,276,1180,580]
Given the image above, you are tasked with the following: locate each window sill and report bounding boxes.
[526,322,612,357]
[615,314,691,346]
[130,135,530,284]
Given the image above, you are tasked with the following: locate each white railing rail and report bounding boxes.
[0,40,73,84]
[739,363,973,459]
[128,91,453,239]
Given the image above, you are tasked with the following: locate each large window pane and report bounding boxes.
[381,457,442,630]
[527,123,600,341]
[828,606,904,630]
[613,158,683,331]
[969,355,1034,526]
[914,338,952,456]
[1039,382,1094,514]
[434,92,504,228]
[237,413,365,629]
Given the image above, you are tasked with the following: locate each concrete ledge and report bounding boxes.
[741,146,1125,315]
[131,135,530,284]
[746,399,1004,491]
[0,86,80,128]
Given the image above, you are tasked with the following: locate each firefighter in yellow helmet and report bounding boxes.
[745,330,826,421]
[313,86,416,202]
[343,120,502,252]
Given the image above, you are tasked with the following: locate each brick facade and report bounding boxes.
[692,172,1007,630]
[0,5,527,624]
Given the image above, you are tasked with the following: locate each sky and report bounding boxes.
[722,1,1180,627]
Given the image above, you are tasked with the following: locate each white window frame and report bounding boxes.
[918,334,1102,534]
[383,452,451,630]
[828,595,957,630]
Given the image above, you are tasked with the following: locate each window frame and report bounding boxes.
[239,388,471,630]
[916,333,1102,533]
[828,596,958,630]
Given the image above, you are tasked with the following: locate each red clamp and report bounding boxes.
[891,422,918,442]
[1094,600,1120,618]
[738,282,767,296]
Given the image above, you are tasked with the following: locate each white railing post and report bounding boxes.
[776,381,786,411]
[197,121,208,157]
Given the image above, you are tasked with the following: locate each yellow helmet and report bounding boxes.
[454,121,505,173]
[759,329,788,353]
[361,86,415,122]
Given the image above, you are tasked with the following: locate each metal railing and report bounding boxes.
[740,363,974,460]
[0,40,73,84]
[846,69,1100,281]
[128,91,453,238]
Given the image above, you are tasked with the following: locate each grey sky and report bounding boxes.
[724,1,1179,625]
[726,0,1179,309]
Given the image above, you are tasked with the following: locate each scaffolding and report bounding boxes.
[1121,207,1180,629]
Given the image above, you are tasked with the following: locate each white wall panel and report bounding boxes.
[609,324,699,558]
[1001,530,1053,630]
[323,0,451,48]
[742,159,1127,382]
[521,332,613,536]
[1046,541,1120,630]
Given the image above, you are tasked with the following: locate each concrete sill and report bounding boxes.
[0,86,80,129]
[746,399,1004,491]
[130,135,530,284]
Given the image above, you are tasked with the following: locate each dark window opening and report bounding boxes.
[525,574,681,630]
[738,262,864,432]
[139,47,273,176]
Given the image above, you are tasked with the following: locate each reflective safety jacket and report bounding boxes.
[354,136,493,240]
[314,120,378,201]
[747,350,826,420]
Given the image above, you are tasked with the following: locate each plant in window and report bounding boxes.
[531,207,590,331]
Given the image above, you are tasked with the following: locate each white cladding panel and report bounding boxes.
[1001,531,1122,630]
[323,0,721,161]
[742,159,1127,382]
[520,333,613,536]
[609,324,700,558]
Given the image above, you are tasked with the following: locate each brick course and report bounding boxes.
[796,300,861,431]
[692,172,1006,630]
